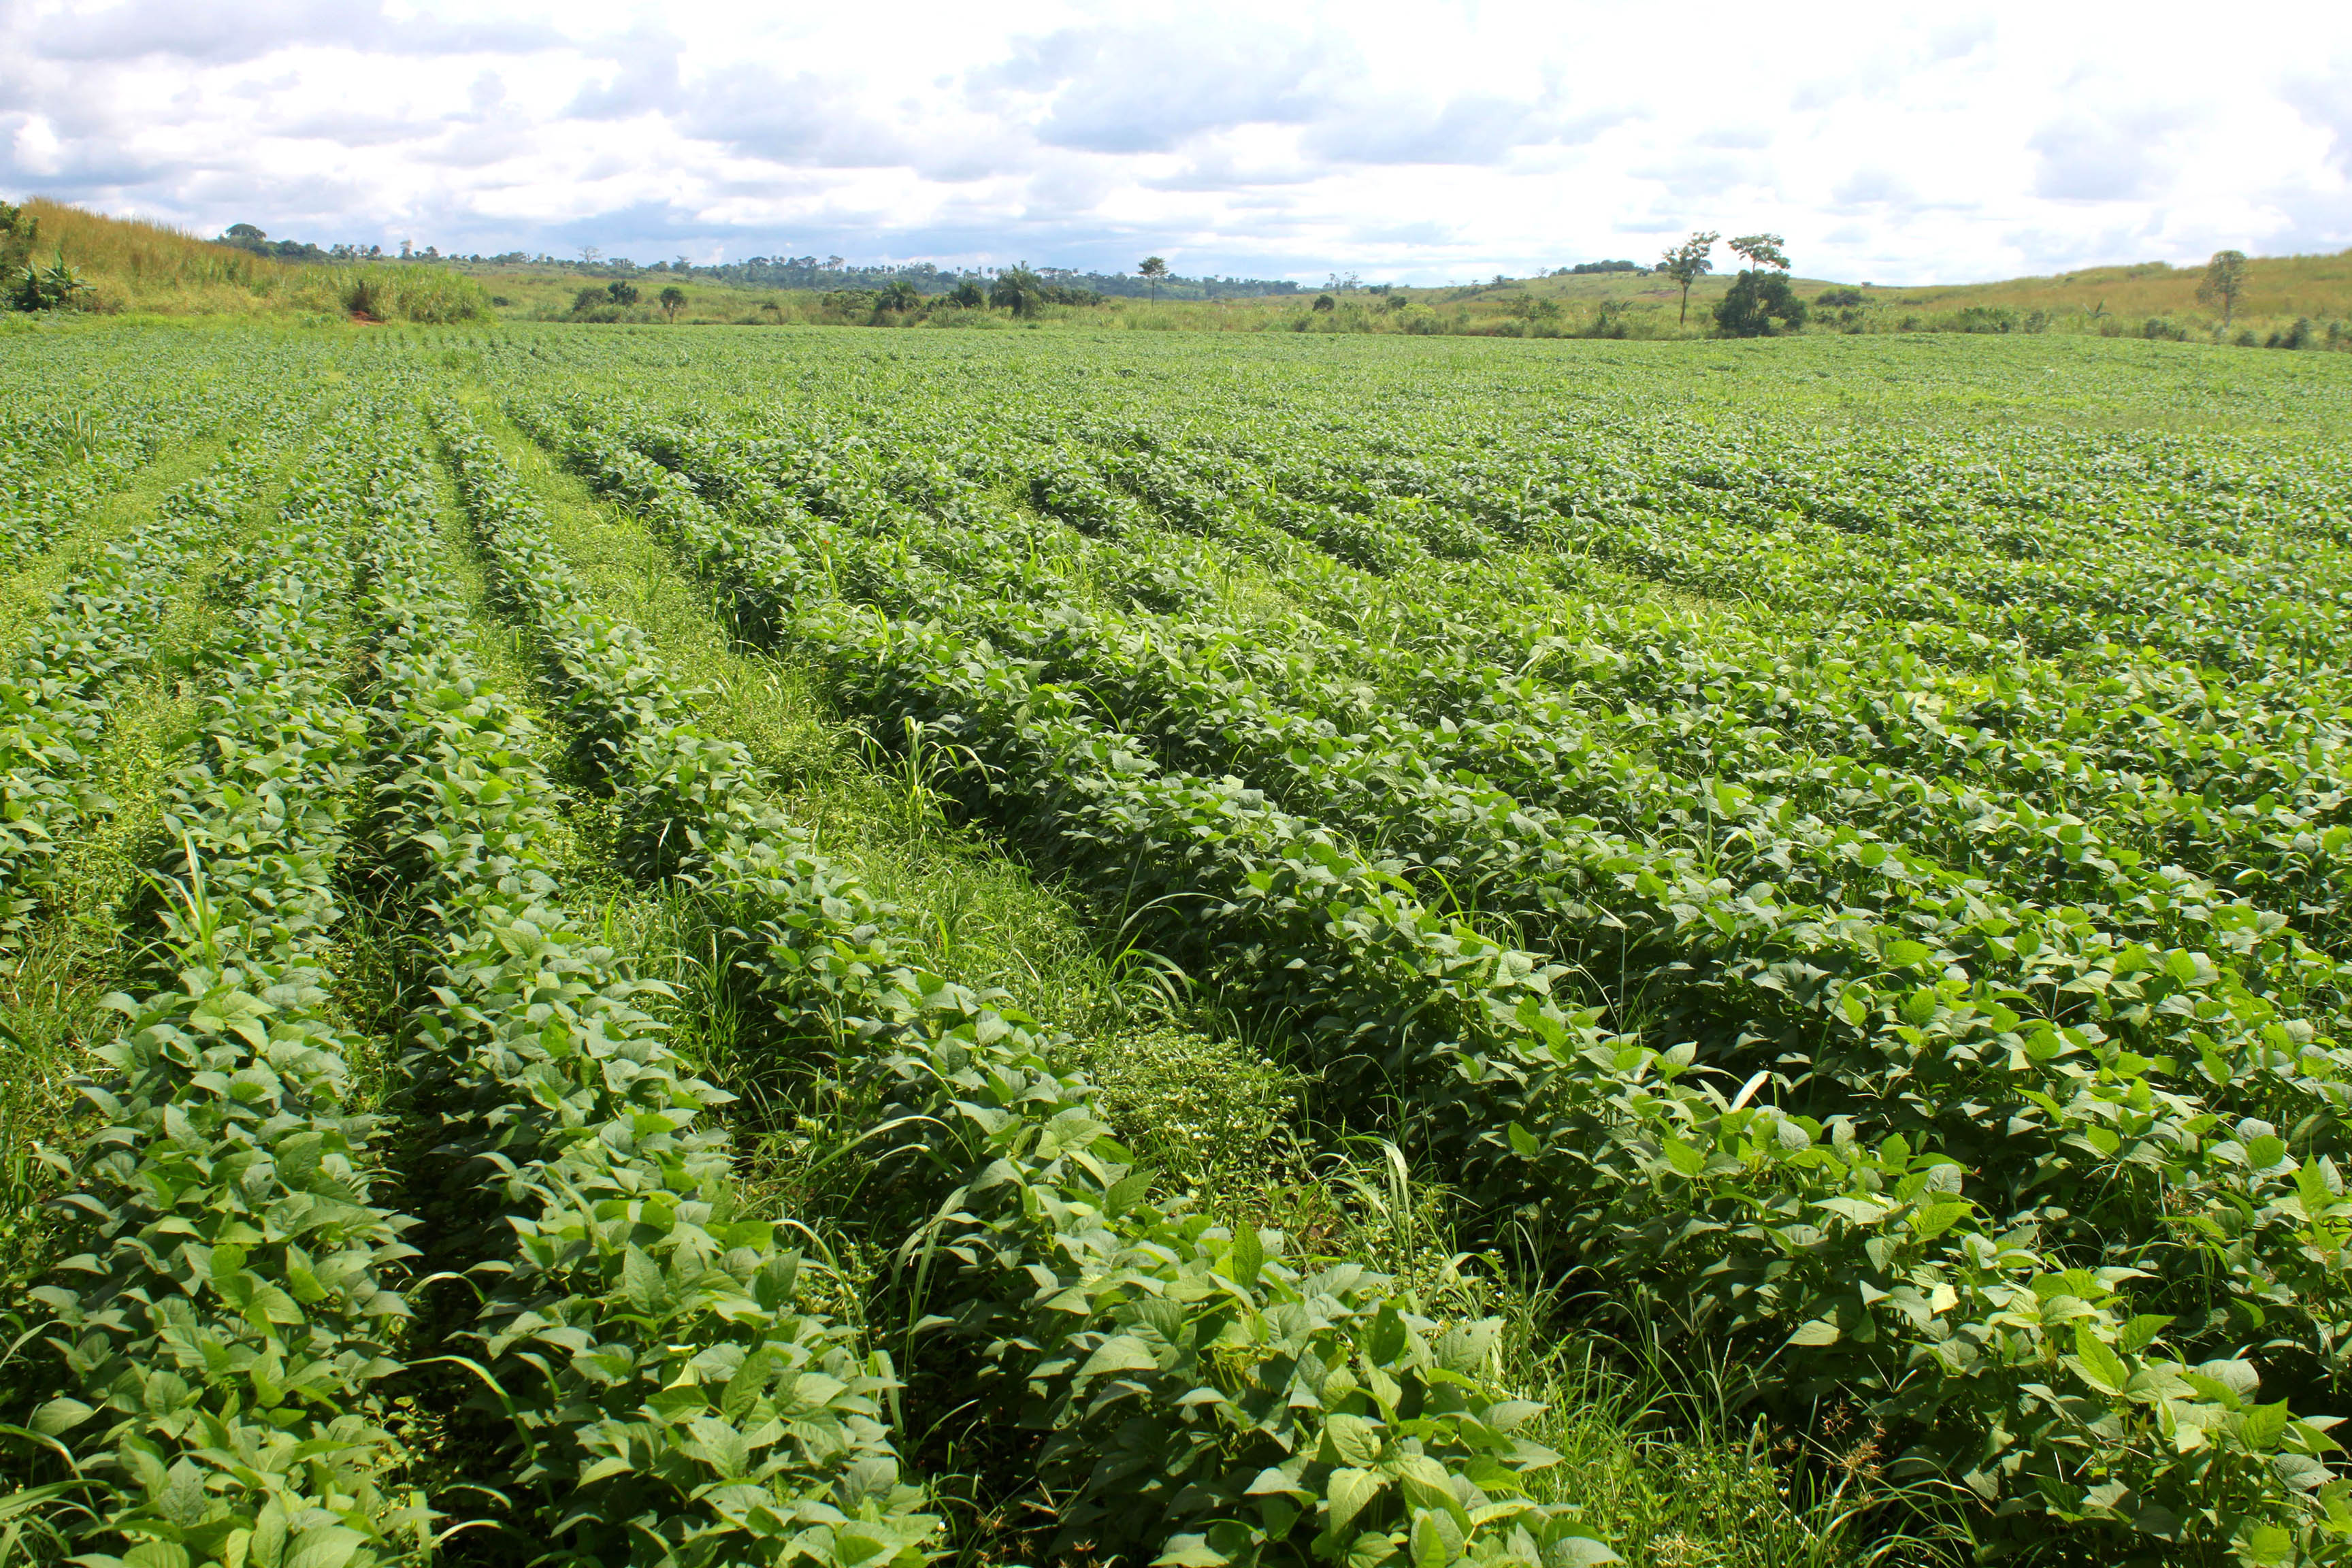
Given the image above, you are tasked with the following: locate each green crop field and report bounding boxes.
[1,321,2350,1568]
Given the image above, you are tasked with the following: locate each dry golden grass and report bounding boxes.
[7,199,486,321]
[1888,251,2352,329]
[19,198,291,311]
[1468,250,2352,339]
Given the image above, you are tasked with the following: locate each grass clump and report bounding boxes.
[317,265,493,325]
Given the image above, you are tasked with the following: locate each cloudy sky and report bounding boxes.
[3,0,2348,285]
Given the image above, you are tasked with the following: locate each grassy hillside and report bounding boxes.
[0,198,491,322]
[1869,250,2352,331]
[1362,250,2352,342]
[9,194,2347,346]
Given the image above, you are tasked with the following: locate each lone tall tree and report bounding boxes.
[1661,231,1720,325]
[2198,250,2250,329]
[1729,233,1789,274]
[658,285,687,323]
[1139,255,1169,301]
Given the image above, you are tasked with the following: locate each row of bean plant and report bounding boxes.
[436,401,1614,1568]
[529,395,2352,1564]
[0,419,301,935]
[11,431,427,1568]
[345,421,941,1568]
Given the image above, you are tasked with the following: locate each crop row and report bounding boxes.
[0,385,263,572]
[698,390,2352,701]
[533,398,2352,1560]
[866,402,2352,872]
[436,402,1613,1568]
[941,414,2352,907]
[666,399,2352,959]
[749,408,2352,973]
[18,431,425,1567]
[632,407,2352,1178]
[1005,399,2352,686]
[583,405,2336,1113]
[590,407,2352,1114]
[0,425,297,938]
[348,422,941,1568]
[1062,440,2352,926]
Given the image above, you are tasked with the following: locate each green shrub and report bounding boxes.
[1948,304,2019,333]
[1714,271,1806,336]
[2272,317,2319,350]
[991,266,1047,316]
[7,251,91,312]
[0,201,40,283]
[321,263,489,322]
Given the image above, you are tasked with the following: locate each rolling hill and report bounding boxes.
[4,195,2346,344]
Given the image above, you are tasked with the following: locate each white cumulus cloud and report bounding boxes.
[0,0,2346,283]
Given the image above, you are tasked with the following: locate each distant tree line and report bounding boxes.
[559,263,1150,325]
[684,256,1298,299]
[212,224,1302,300]
[824,266,1112,318]
[218,225,547,266]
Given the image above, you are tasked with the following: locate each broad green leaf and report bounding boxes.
[279,1527,363,1568]
[29,1396,93,1435]
[2234,1401,2292,1454]
[619,1243,667,1316]
[2240,1524,2295,1566]
[723,1345,777,1420]
[1102,1165,1155,1215]
[2069,1325,2129,1398]
[1231,1224,1264,1287]
[1910,1200,1972,1239]
[2120,1315,2174,1355]
[687,1414,752,1479]
[1411,1509,1460,1568]
[1078,1335,1160,1377]
[1326,1467,1384,1535]
[1325,1412,1384,1468]
[251,1498,288,1568]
